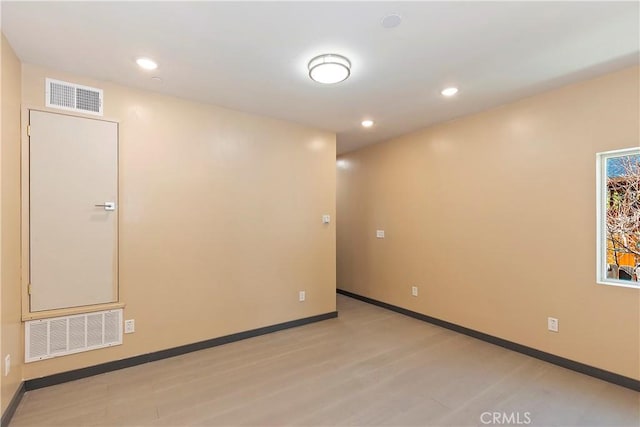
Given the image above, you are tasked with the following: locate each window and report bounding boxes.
[596,147,640,288]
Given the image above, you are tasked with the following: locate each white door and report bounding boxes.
[29,110,118,311]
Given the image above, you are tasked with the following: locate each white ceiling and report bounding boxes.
[2,1,638,154]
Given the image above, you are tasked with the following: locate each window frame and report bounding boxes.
[595,147,640,289]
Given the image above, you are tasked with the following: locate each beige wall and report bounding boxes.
[1,34,24,413]
[337,66,640,380]
[21,63,336,379]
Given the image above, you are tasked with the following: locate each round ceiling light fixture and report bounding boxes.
[381,13,402,28]
[136,57,158,70]
[441,87,459,97]
[361,119,374,128]
[308,54,351,84]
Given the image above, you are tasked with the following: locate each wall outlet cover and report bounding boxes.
[4,354,10,376]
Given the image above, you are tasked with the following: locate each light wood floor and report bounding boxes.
[11,295,640,427]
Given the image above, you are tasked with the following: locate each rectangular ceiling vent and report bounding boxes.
[45,78,104,116]
[25,309,122,363]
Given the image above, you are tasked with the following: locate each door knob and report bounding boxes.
[95,202,115,211]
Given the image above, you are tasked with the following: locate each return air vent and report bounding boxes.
[45,78,103,115]
[25,309,122,363]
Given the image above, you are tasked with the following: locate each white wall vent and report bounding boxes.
[45,78,103,116]
[25,309,122,363]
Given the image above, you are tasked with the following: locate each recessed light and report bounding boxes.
[308,54,351,84]
[136,57,158,70]
[441,87,459,97]
[151,76,163,83]
[361,120,374,128]
[381,14,402,28]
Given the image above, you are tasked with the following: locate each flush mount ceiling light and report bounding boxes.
[361,120,374,128]
[381,13,402,28]
[136,57,158,70]
[441,87,459,97]
[308,54,351,84]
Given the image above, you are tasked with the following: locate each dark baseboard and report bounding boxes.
[1,381,25,427]
[337,289,640,392]
[24,311,338,391]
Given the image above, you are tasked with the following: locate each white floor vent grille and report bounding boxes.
[45,78,103,115]
[25,309,122,363]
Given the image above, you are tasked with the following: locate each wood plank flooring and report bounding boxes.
[11,295,640,426]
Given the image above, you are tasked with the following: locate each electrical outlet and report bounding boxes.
[411,286,418,297]
[124,319,135,334]
[322,215,331,224]
[299,291,306,302]
[376,230,385,239]
[4,355,10,377]
[547,317,559,332]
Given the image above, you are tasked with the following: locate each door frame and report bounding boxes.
[21,107,124,320]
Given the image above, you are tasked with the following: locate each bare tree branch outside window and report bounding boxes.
[605,152,640,283]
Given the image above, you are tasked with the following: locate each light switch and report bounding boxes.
[124,319,135,334]
[322,215,331,224]
[376,230,385,239]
